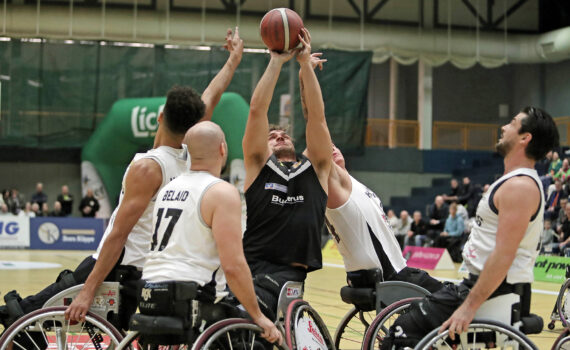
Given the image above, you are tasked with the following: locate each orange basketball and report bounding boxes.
[260,8,304,52]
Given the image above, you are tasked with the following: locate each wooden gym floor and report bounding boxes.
[0,249,563,349]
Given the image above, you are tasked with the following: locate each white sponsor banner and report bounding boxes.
[0,216,30,248]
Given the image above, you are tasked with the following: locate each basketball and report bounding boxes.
[260,8,304,52]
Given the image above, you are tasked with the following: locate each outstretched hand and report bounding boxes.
[224,27,244,60]
[296,28,312,65]
[310,52,327,71]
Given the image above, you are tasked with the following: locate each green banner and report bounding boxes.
[534,255,570,283]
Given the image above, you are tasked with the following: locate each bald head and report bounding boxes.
[184,121,227,164]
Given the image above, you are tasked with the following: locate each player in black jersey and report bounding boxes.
[240,28,333,318]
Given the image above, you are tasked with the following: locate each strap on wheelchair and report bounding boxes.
[346,268,383,288]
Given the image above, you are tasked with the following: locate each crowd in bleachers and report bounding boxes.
[0,182,100,218]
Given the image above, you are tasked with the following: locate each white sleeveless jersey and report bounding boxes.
[325,175,407,276]
[463,168,543,284]
[142,171,226,297]
[93,145,190,269]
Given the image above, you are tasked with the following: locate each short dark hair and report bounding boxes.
[163,85,206,135]
[519,106,559,161]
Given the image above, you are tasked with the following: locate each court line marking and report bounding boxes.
[323,262,559,296]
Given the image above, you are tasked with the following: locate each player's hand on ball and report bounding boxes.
[269,49,296,64]
[296,28,312,65]
[224,27,244,60]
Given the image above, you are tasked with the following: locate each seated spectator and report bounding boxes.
[443,177,480,217]
[6,189,24,215]
[31,182,48,208]
[553,202,570,256]
[536,150,553,176]
[49,201,65,217]
[443,178,461,204]
[434,203,465,262]
[541,151,562,191]
[426,195,448,245]
[540,219,558,254]
[31,203,41,217]
[553,158,570,187]
[0,203,13,216]
[40,203,50,217]
[57,185,73,216]
[555,197,569,228]
[18,202,36,218]
[394,210,411,249]
[406,210,427,247]
[79,189,100,218]
[386,209,399,229]
[545,179,567,221]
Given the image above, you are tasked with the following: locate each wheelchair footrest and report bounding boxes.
[129,314,186,335]
[520,313,543,335]
[340,286,375,311]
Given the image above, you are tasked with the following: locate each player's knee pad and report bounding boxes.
[55,269,77,291]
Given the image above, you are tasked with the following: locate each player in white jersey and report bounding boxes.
[0,29,244,333]
[325,146,442,293]
[382,107,559,349]
[140,121,280,344]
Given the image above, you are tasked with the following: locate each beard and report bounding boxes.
[495,138,512,157]
[274,145,296,160]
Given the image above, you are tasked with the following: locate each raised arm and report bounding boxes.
[203,182,281,344]
[296,29,332,190]
[242,50,295,190]
[439,176,540,339]
[200,27,244,121]
[65,159,162,322]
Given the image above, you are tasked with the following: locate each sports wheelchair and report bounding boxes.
[548,266,570,330]
[361,284,543,350]
[334,268,430,349]
[0,282,124,350]
[116,281,335,350]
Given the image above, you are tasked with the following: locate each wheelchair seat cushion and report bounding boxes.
[129,313,185,335]
[340,286,375,311]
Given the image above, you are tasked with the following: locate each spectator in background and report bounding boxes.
[394,210,411,249]
[553,158,570,185]
[545,179,567,221]
[386,209,399,229]
[554,202,570,256]
[31,182,48,208]
[426,195,448,245]
[536,150,553,176]
[31,203,41,217]
[40,203,50,217]
[79,189,100,218]
[0,203,12,216]
[443,177,480,218]
[541,219,558,254]
[19,202,36,218]
[443,179,462,204]
[406,210,428,247]
[57,185,74,216]
[50,201,65,217]
[0,191,5,209]
[434,202,465,262]
[555,197,569,229]
[549,151,563,178]
[7,189,24,215]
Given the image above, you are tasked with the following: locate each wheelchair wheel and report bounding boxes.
[557,279,570,328]
[192,318,269,350]
[414,318,538,350]
[0,306,122,350]
[361,297,421,350]
[334,306,374,350]
[117,331,190,349]
[552,328,570,350]
[285,299,334,350]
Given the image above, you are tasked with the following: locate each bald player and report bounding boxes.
[141,121,281,344]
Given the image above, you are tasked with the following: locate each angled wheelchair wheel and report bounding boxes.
[414,318,538,350]
[361,297,421,350]
[285,299,334,350]
[557,279,570,328]
[552,328,570,350]
[334,306,375,350]
[117,330,190,349]
[0,306,122,350]
[192,318,270,350]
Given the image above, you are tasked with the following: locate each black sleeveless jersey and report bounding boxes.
[243,154,327,271]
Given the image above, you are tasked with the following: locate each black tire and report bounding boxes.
[334,306,375,350]
[557,279,570,328]
[0,306,122,350]
[414,318,538,350]
[285,299,334,350]
[192,318,277,350]
[552,328,570,350]
[361,297,420,350]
